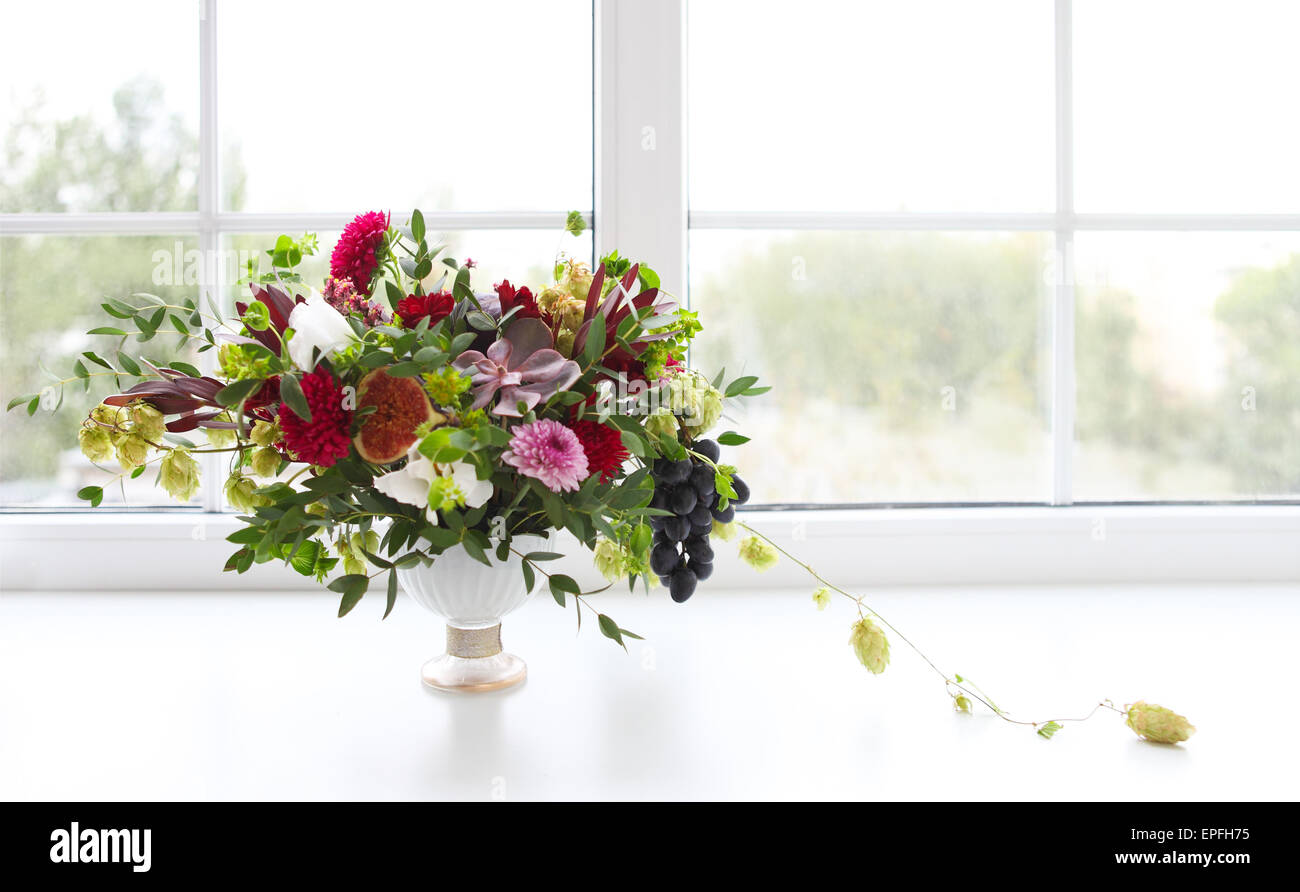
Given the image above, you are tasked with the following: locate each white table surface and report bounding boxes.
[1,583,1295,801]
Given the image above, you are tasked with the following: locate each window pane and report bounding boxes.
[1075,1,1300,212]
[0,1,198,212]
[689,0,1054,212]
[219,0,593,213]
[689,231,1052,503]
[1074,232,1300,500]
[0,236,201,507]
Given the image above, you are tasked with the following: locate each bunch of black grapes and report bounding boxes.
[647,438,750,602]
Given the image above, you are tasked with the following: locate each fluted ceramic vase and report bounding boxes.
[397,534,552,693]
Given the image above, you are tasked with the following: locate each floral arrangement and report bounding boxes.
[8,209,1194,747]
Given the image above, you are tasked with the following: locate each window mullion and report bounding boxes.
[1051,0,1075,506]
[199,0,222,513]
[593,0,687,300]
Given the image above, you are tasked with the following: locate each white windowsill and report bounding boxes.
[2,505,1298,591]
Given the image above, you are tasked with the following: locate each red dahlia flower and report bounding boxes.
[495,279,541,320]
[569,418,629,483]
[330,211,390,295]
[396,292,455,329]
[278,367,354,467]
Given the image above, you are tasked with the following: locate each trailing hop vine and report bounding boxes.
[732,522,1196,746]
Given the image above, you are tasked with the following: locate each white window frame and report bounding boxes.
[2,0,1298,588]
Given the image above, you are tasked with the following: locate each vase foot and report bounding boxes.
[420,652,527,693]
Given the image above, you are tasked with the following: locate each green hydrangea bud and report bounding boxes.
[848,617,890,674]
[78,425,116,464]
[1125,701,1196,744]
[205,413,237,449]
[593,538,629,582]
[115,432,152,470]
[737,535,779,572]
[249,420,281,448]
[812,586,831,610]
[250,446,281,478]
[224,474,269,514]
[712,519,737,541]
[158,449,200,502]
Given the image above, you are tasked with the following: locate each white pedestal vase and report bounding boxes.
[397,533,552,693]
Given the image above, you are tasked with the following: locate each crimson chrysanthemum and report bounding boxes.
[501,419,589,492]
[569,418,628,483]
[278,368,354,467]
[396,291,455,329]
[330,211,389,295]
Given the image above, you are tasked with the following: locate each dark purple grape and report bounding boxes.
[691,519,713,536]
[661,459,692,485]
[664,515,691,542]
[649,489,667,511]
[689,558,714,581]
[730,476,750,505]
[693,439,720,463]
[653,529,673,547]
[669,486,697,516]
[668,566,698,602]
[689,464,715,497]
[688,502,712,526]
[650,542,680,576]
[685,536,714,563]
[648,513,667,531]
[712,503,736,524]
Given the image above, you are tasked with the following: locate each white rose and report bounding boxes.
[287,293,357,371]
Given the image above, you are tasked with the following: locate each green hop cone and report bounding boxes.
[812,586,831,611]
[130,401,166,443]
[250,446,281,479]
[205,413,237,449]
[90,403,125,428]
[78,425,116,464]
[711,519,738,542]
[1125,701,1196,745]
[737,535,779,572]
[848,617,890,674]
[158,449,200,503]
[249,420,281,448]
[593,538,629,583]
[114,432,152,470]
[336,536,364,577]
[953,695,972,713]
[224,474,269,514]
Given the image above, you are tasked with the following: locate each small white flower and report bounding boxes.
[372,445,491,524]
[287,293,357,371]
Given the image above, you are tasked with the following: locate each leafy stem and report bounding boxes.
[736,521,1126,732]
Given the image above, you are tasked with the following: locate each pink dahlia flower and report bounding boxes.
[330,211,390,295]
[501,419,589,492]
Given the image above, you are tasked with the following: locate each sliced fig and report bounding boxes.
[353,367,444,464]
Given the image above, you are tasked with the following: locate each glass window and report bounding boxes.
[0,0,198,213]
[690,230,1051,503]
[1075,1,1300,213]
[1073,232,1300,500]
[0,235,202,507]
[219,0,593,213]
[688,0,1054,213]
